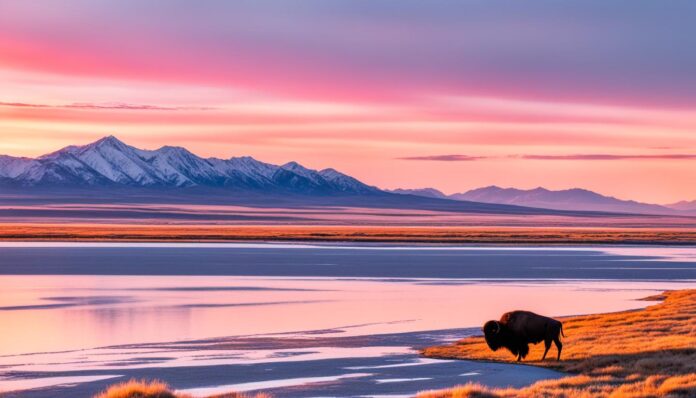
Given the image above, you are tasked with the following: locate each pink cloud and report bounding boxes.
[397,155,488,161]
[521,154,696,160]
[0,101,213,111]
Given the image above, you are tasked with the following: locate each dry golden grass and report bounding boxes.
[94,380,177,398]
[419,289,696,397]
[93,379,270,398]
[2,223,696,244]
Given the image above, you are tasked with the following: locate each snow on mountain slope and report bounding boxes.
[208,156,277,185]
[320,168,378,193]
[139,145,222,186]
[0,155,37,178]
[20,151,109,185]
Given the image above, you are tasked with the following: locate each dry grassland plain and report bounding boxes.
[2,224,696,245]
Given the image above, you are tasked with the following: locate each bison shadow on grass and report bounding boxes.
[483,310,565,362]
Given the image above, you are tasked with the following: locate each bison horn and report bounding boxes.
[493,321,500,334]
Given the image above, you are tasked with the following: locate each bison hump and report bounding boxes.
[500,310,540,325]
[501,310,556,339]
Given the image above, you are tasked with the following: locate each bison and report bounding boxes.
[483,311,564,361]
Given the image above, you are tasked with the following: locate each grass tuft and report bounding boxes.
[93,379,270,398]
[94,380,178,398]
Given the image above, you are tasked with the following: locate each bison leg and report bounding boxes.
[519,343,529,361]
[542,339,552,360]
[554,337,563,360]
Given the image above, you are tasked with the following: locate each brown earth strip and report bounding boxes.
[2,224,696,245]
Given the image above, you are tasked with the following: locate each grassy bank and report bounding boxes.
[420,289,696,397]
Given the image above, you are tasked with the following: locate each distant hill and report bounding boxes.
[387,188,448,199]
[667,200,696,213]
[391,185,676,215]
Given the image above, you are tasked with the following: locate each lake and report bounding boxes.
[0,243,695,397]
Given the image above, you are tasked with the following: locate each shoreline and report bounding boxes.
[419,289,696,397]
[10,287,686,398]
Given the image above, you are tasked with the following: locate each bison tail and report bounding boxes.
[560,324,566,338]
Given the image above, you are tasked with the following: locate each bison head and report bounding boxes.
[483,320,503,350]
[482,319,527,359]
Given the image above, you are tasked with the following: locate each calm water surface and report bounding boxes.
[0,243,694,397]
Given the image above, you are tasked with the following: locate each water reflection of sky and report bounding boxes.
[2,241,696,256]
[2,276,694,356]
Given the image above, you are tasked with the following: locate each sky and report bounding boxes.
[1,0,695,204]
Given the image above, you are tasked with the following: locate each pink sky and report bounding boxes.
[1,1,695,204]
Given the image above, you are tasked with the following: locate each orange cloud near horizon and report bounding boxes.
[2,84,696,205]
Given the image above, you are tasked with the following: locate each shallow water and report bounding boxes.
[0,243,694,397]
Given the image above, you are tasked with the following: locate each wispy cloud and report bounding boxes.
[397,154,488,161]
[0,101,213,111]
[398,153,696,162]
[520,154,696,160]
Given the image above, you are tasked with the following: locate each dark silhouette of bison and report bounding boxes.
[483,311,564,361]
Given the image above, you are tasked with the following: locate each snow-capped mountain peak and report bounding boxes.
[281,161,325,184]
[282,161,313,174]
[319,168,376,193]
[94,134,128,147]
[318,168,343,179]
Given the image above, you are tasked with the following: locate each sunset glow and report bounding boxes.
[1,1,695,203]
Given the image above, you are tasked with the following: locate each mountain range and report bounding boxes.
[389,186,684,215]
[0,136,692,217]
[3,136,604,221]
[0,136,377,195]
